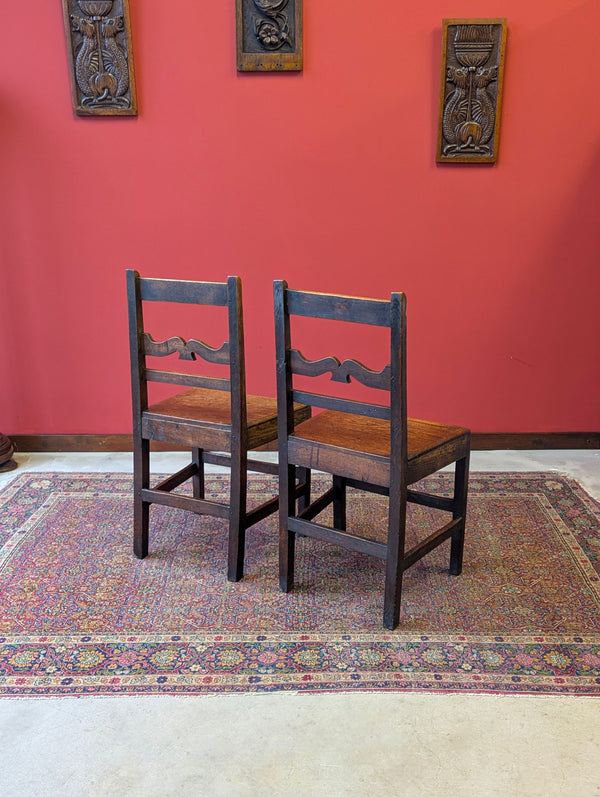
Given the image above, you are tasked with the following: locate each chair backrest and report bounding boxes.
[126,270,247,428]
[273,280,408,459]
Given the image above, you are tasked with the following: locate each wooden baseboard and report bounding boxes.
[7,432,600,453]
[471,432,600,450]
[9,435,184,453]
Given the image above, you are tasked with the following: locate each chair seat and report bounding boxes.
[145,387,310,450]
[290,410,470,486]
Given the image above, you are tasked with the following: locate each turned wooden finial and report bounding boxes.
[0,433,17,472]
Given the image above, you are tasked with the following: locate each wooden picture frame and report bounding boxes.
[437,19,507,163]
[62,0,137,116]
[236,0,302,72]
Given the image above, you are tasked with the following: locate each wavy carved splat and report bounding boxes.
[143,334,230,364]
[291,349,391,390]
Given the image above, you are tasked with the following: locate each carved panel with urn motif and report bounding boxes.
[437,19,507,163]
[62,0,137,116]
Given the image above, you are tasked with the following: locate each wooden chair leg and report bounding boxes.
[279,464,297,592]
[192,447,205,500]
[333,475,347,531]
[133,437,150,559]
[227,450,247,582]
[450,453,470,576]
[383,489,407,630]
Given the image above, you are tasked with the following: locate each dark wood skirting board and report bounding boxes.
[471,432,600,450]
[8,432,600,453]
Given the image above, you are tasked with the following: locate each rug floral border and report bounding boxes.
[2,631,599,697]
[1,472,599,698]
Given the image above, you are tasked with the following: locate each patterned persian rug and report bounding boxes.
[1,471,599,698]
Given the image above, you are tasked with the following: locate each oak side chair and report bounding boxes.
[126,270,310,581]
[274,281,471,630]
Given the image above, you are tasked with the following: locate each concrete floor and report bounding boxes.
[0,450,599,797]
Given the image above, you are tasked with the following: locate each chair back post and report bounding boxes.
[274,280,295,437]
[274,280,298,530]
[126,269,149,421]
[389,292,408,474]
[226,276,248,452]
[383,291,408,628]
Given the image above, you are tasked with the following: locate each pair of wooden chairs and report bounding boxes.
[126,271,470,629]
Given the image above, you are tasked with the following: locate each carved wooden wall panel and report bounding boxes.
[437,19,507,163]
[236,0,303,71]
[62,0,137,116]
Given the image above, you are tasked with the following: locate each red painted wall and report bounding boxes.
[2,0,599,435]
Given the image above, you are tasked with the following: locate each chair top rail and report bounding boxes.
[291,349,391,390]
[292,390,391,420]
[139,277,229,306]
[143,334,230,365]
[145,370,231,391]
[286,289,394,327]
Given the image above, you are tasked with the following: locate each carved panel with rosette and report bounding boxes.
[236,0,303,71]
[62,0,137,116]
[437,19,507,163]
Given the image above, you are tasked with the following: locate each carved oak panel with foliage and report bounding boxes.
[437,19,507,163]
[62,0,137,116]
[236,0,302,72]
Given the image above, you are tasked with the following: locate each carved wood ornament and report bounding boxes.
[236,0,303,71]
[290,350,391,390]
[62,0,137,116]
[143,334,230,365]
[437,19,507,163]
[0,433,17,473]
